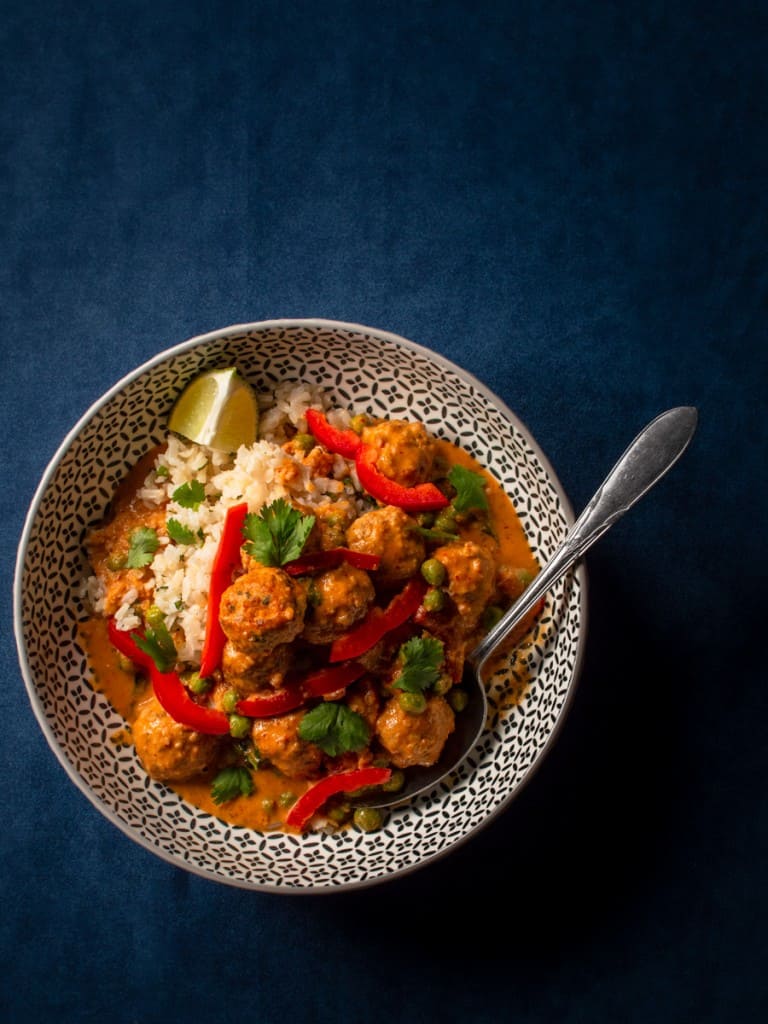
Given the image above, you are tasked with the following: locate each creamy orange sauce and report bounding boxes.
[81,436,542,831]
[436,441,542,705]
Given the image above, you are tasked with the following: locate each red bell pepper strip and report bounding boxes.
[108,618,230,734]
[108,618,230,733]
[354,444,449,512]
[301,661,366,697]
[199,501,248,678]
[329,576,427,662]
[235,661,366,717]
[283,547,381,576]
[305,408,362,459]
[150,665,231,734]
[285,766,392,831]
[235,684,305,718]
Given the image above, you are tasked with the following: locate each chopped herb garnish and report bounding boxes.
[242,498,315,567]
[172,480,206,509]
[125,526,160,568]
[155,465,170,479]
[133,608,177,673]
[298,702,370,757]
[166,518,197,545]
[392,635,445,693]
[211,766,254,805]
[448,464,489,513]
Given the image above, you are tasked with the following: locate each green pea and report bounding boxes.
[481,605,503,631]
[423,587,445,612]
[185,671,212,695]
[350,414,368,435]
[353,806,384,833]
[293,432,315,452]
[448,688,469,713]
[326,800,353,824]
[432,673,452,696]
[116,654,135,675]
[420,557,447,586]
[398,690,427,715]
[261,798,276,815]
[516,568,535,586]
[221,689,239,713]
[433,508,457,534]
[279,791,297,807]
[106,555,126,571]
[381,770,405,793]
[228,714,251,739]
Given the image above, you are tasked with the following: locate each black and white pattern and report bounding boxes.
[15,319,586,893]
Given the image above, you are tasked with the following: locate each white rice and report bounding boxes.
[85,382,361,665]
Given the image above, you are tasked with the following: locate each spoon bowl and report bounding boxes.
[367,406,698,810]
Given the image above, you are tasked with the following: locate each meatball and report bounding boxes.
[309,500,357,551]
[132,697,223,782]
[360,419,436,487]
[251,710,324,779]
[221,641,291,694]
[346,505,426,586]
[219,565,306,656]
[375,694,455,769]
[433,539,496,633]
[345,678,381,731]
[302,562,375,644]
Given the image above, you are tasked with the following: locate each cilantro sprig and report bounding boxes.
[166,518,198,546]
[211,766,254,805]
[448,465,489,513]
[391,636,445,693]
[125,526,160,568]
[298,703,370,757]
[172,480,206,510]
[242,498,315,567]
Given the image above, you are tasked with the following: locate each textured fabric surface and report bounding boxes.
[2,2,766,1022]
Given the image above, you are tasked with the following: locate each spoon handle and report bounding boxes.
[469,406,698,674]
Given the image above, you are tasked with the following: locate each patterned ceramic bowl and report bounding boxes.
[14,319,586,893]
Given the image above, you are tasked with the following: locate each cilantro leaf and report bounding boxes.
[172,480,206,509]
[242,498,315,567]
[448,464,489,513]
[211,766,254,805]
[392,635,445,693]
[298,703,370,757]
[125,526,160,568]
[166,518,197,545]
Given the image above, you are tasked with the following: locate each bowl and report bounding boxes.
[14,319,586,893]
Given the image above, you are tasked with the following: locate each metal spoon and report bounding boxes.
[367,406,698,809]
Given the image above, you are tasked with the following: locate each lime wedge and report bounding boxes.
[168,367,258,451]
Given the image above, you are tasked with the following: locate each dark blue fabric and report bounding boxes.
[2,1,766,1021]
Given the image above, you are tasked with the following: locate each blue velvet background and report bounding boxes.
[2,1,766,1021]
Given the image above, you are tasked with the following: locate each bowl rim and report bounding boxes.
[13,318,588,892]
